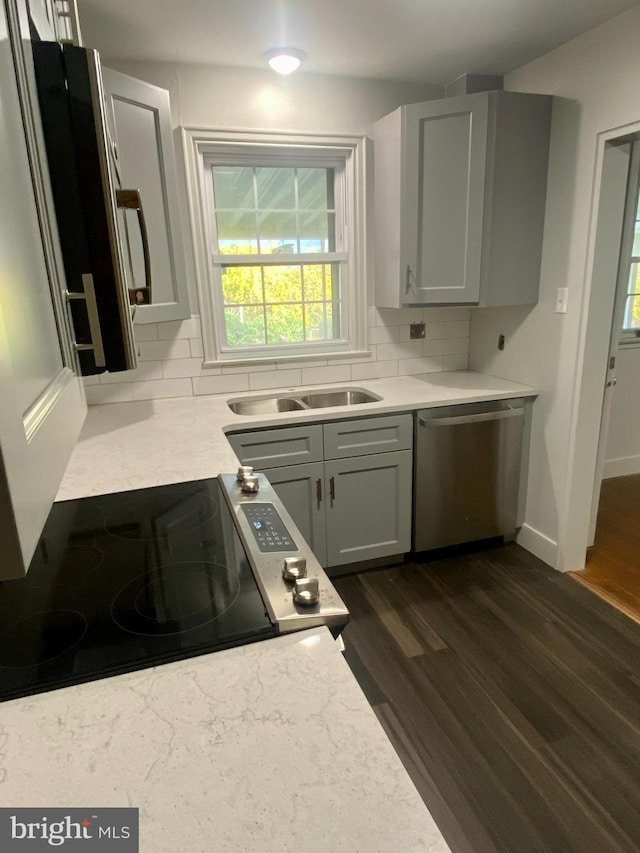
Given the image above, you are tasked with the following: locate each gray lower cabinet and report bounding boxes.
[227,414,413,569]
[324,451,412,567]
[264,461,328,568]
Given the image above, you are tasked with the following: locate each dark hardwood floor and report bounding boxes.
[334,543,640,853]
[570,474,640,623]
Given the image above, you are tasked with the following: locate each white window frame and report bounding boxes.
[182,128,369,365]
[618,141,640,347]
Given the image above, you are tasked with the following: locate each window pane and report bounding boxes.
[212,166,254,209]
[298,167,331,210]
[216,211,258,254]
[299,212,334,252]
[633,222,640,258]
[263,265,302,303]
[304,303,330,340]
[624,294,640,330]
[224,305,266,346]
[628,262,640,295]
[302,265,325,301]
[222,266,262,305]
[266,304,304,344]
[256,167,295,209]
[258,211,298,253]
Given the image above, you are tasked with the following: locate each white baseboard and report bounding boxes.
[603,455,640,479]
[516,523,558,569]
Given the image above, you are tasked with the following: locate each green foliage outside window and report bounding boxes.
[220,245,338,347]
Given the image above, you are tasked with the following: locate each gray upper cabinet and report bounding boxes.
[372,90,552,307]
[101,68,190,324]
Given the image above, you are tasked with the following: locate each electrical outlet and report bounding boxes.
[409,322,425,340]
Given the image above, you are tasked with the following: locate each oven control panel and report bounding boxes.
[241,504,296,552]
[219,472,349,635]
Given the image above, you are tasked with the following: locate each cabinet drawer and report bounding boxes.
[226,424,323,469]
[323,414,413,460]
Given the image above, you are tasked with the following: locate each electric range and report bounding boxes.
[0,474,349,702]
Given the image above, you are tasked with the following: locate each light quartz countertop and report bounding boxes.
[57,370,536,501]
[3,369,533,851]
[0,628,449,852]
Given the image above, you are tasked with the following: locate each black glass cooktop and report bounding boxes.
[0,479,276,702]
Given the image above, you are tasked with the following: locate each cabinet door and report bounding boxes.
[227,424,323,470]
[0,0,86,579]
[403,94,488,305]
[324,414,413,460]
[265,462,327,567]
[101,68,189,324]
[324,450,412,567]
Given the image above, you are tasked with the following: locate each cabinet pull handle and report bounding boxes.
[405,264,413,293]
[329,476,335,505]
[116,188,153,306]
[316,478,322,508]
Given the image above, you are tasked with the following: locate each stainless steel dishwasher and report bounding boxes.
[413,398,526,551]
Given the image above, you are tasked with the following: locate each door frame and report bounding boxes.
[559,119,640,571]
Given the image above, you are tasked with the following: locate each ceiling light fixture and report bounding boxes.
[265,48,306,75]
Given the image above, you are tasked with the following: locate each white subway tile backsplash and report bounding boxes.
[351,360,398,380]
[301,364,352,386]
[157,317,202,340]
[162,359,220,379]
[85,384,133,405]
[443,352,469,370]
[132,323,159,342]
[425,320,470,340]
[397,356,443,375]
[375,307,425,326]
[423,337,469,356]
[278,359,328,370]
[137,339,191,362]
[189,338,204,359]
[193,374,250,396]
[367,325,401,345]
[375,340,424,361]
[249,369,302,391]
[222,362,277,374]
[86,304,471,405]
[100,361,163,384]
[130,379,193,401]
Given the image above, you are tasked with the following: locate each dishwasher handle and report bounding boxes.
[418,408,523,428]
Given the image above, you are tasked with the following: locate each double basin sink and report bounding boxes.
[228,387,381,415]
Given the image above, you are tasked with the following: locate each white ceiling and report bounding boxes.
[78,0,639,84]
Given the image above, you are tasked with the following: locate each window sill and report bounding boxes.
[202,350,372,369]
[618,337,640,349]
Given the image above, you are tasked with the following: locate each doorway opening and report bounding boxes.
[570,136,640,622]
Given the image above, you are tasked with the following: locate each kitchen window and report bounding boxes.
[184,130,367,364]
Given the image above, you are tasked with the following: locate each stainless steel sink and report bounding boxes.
[299,390,381,408]
[227,387,382,414]
[228,397,306,415]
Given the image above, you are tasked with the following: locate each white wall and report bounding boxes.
[106,61,441,136]
[604,347,640,477]
[469,4,640,569]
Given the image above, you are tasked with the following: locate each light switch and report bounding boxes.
[555,287,569,314]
